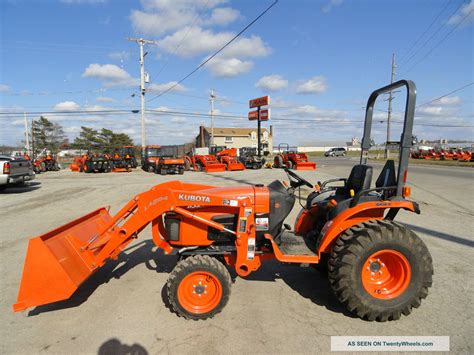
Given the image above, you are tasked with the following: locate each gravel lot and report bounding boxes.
[1,159,473,354]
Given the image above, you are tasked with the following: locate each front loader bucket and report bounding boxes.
[13,207,113,312]
[204,163,226,173]
[227,162,245,171]
[295,162,317,170]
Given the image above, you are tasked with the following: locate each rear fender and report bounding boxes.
[317,200,418,255]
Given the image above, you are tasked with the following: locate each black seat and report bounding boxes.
[376,160,397,199]
[337,164,373,198]
[326,164,373,219]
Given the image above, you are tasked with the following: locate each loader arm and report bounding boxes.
[13,181,249,312]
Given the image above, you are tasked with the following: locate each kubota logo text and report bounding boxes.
[178,194,211,203]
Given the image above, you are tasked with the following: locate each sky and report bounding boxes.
[0,0,473,147]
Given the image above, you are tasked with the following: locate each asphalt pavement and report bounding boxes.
[0,161,473,354]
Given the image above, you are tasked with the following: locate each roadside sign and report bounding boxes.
[260,108,270,121]
[249,96,270,108]
[248,110,259,120]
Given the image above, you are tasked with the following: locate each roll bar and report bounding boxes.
[360,80,416,197]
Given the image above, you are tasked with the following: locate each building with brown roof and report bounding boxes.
[196,125,273,151]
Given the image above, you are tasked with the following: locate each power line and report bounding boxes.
[400,8,474,75]
[416,82,474,107]
[1,107,471,128]
[147,0,279,103]
[398,0,465,69]
[2,87,131,96]
[398,0,453,63]
[153,0,211,78]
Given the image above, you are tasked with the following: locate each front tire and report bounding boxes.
[328,220,433,322]
[167,255,231,320]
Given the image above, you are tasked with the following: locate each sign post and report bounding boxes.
[248,96,270,157]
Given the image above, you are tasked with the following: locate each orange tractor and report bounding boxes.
[69,152,112,173]
[13,81,433,322]
[273,143,316,170]
[190,148,226,173]
[110,146,137,172]
[210,146,245,171]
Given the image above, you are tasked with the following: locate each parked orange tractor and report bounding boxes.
[69,152,112,173]
[190,148,226,172]
[273,143,316,170]
[210,146,245,171]
[13,81,433,322]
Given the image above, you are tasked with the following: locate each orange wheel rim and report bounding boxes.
[177,271,222,314]
[361,249,411,300]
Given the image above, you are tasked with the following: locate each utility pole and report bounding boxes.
[210,90,215,146]
[31,119,35,160]
[24,112,30,156]
[127,37,158,148]
[385,53,397,159]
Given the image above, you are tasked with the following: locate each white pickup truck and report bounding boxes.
[0,155,36,191]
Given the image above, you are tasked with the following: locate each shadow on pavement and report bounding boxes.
[405,223,474,248]
[98,338,148,355]
[0,181,41,194]
[239,260,356,319]
[28,240,176,316]
[27,238,353,319]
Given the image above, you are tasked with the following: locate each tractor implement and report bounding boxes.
[14,80,433,322]
[292,161,316,170]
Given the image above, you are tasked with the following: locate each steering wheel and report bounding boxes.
[284,168,313,189]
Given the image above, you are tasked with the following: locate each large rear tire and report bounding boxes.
[167,255,231,320]
[274,155,283,168]
[328,220,433,322]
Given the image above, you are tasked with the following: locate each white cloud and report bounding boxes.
[158,27,271,59]
[207,7,240,25]
[0,84,10,93]
[53,101,80,111]
[96,96,116,103]
[158,27,231,57]
[171,117,187,123]
[131,0,231,36]
[295,76,327,94]
[255,75,288,92]
[108,51,130,61]
[130,0,270,78]
[148,81,187,93]
[417,106,444,116]
[82,63,138,87]
[207,57,253,78]
[322,0,343,13]
[438,96,461,105]
[448,0,474,25]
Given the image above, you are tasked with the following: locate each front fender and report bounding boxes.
[317,200,418,255]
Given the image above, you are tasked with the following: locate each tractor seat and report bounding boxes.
[324,164,374,219]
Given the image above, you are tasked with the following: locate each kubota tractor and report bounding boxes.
[190,148,226,172]
[274,143,316,170]
[13,81,433,322]
[210,146,245,171]
[142,145,186,175]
